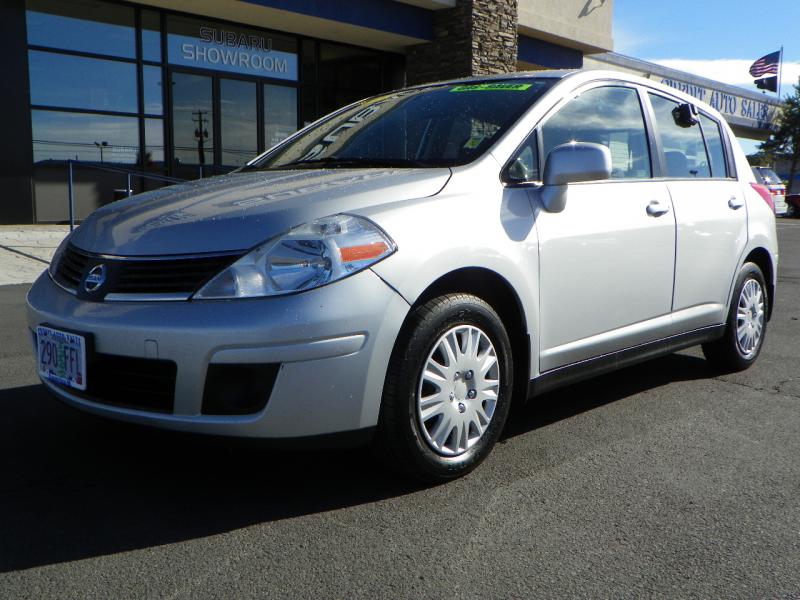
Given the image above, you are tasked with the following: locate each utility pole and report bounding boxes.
[193,110,209,165]
[94,140,108,163]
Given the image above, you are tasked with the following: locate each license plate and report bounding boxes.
[36,326,87,391]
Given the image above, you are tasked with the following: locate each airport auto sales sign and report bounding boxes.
[661,78,779,130]
[168,25,298,81]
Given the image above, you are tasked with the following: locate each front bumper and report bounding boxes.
[26,269,409,440]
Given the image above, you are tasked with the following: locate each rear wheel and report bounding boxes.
[702,262,768,372]
[377,294,513,483]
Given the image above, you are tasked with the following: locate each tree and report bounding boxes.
[759,79,800,193]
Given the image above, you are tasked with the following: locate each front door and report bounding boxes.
[534,84,677,372]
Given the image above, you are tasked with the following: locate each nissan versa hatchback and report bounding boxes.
[28,71,778,482]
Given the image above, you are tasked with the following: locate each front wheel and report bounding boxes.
[377,294,513,483]
[702,262,768,372]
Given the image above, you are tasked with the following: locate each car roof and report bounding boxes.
[407,69,725,114]
[407,70,576,89]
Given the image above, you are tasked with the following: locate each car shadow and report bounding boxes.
[503,352,714,439]
[0,352,714,572]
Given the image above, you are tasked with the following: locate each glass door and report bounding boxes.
[264,84,298,150]
[170,71,214,179]
[169,69,298,178]
[220,78,258,168]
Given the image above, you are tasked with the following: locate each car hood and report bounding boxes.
[70,168,451,256]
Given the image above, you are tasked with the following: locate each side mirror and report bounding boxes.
[539,142,612,212]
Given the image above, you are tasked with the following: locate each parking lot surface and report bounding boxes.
[1,221,799,599]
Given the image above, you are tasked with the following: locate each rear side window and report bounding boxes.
[541,86,651,179]
[699,114,728,178]
[648,93,710,178]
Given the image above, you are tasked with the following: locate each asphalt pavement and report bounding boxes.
[1,221,799,599]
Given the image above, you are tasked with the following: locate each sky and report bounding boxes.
[614,0,800,95]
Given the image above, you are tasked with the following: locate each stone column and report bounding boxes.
[406,0,518,86]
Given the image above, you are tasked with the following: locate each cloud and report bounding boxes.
[647,58,800,95]
[613,24,655,55]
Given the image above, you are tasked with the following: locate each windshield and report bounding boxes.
[246,79,555,170]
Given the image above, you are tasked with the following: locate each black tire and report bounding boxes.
[702,262,768,372]
[377,293,513,483]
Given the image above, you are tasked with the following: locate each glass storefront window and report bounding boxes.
[171,72,214,166]
[264,85,298,149]
[29,50,137,113]
[142,65,163,115]
[220,79,257,167]
[141,10,162,62]
[166,15,298,81]
[301,39,316,84]
[32,110,139,163]
[144,118,165,167]
[301,85,317,126]
[25,4,400,182]
[318,43,382,92]
[26,0,135,59]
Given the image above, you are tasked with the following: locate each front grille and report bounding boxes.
[111,255,241,294]
[56,353,177,413]
[54,244,90,291]
[54,244,243,299]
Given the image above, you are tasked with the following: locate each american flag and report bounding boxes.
[749,51,781,77]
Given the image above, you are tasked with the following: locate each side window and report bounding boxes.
[699,114,728,178]
[648,93,711,178]
[541,86,651,179]
[505,131,539,182]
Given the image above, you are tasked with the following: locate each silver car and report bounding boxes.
[27,70,779,482]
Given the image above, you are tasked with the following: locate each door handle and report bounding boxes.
[728,196,745,210]
[646,200,670,217]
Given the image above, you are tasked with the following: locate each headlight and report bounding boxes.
[48,231,72,279]
[193,214,396,299]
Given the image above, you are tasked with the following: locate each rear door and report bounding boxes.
[647,92,747,329]
[534,84,676,371]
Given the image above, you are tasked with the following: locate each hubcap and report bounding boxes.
[416,325,500,456]
[736,278,764,358]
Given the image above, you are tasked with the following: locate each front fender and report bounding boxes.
[361,171,542,378]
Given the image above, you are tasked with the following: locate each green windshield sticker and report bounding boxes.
[450,83,533,92]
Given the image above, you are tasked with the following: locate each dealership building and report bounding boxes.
[0,0,781,224]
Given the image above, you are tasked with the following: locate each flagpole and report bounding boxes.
[777,46,784,99]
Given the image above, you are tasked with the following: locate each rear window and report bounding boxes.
[757,168,782,184]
